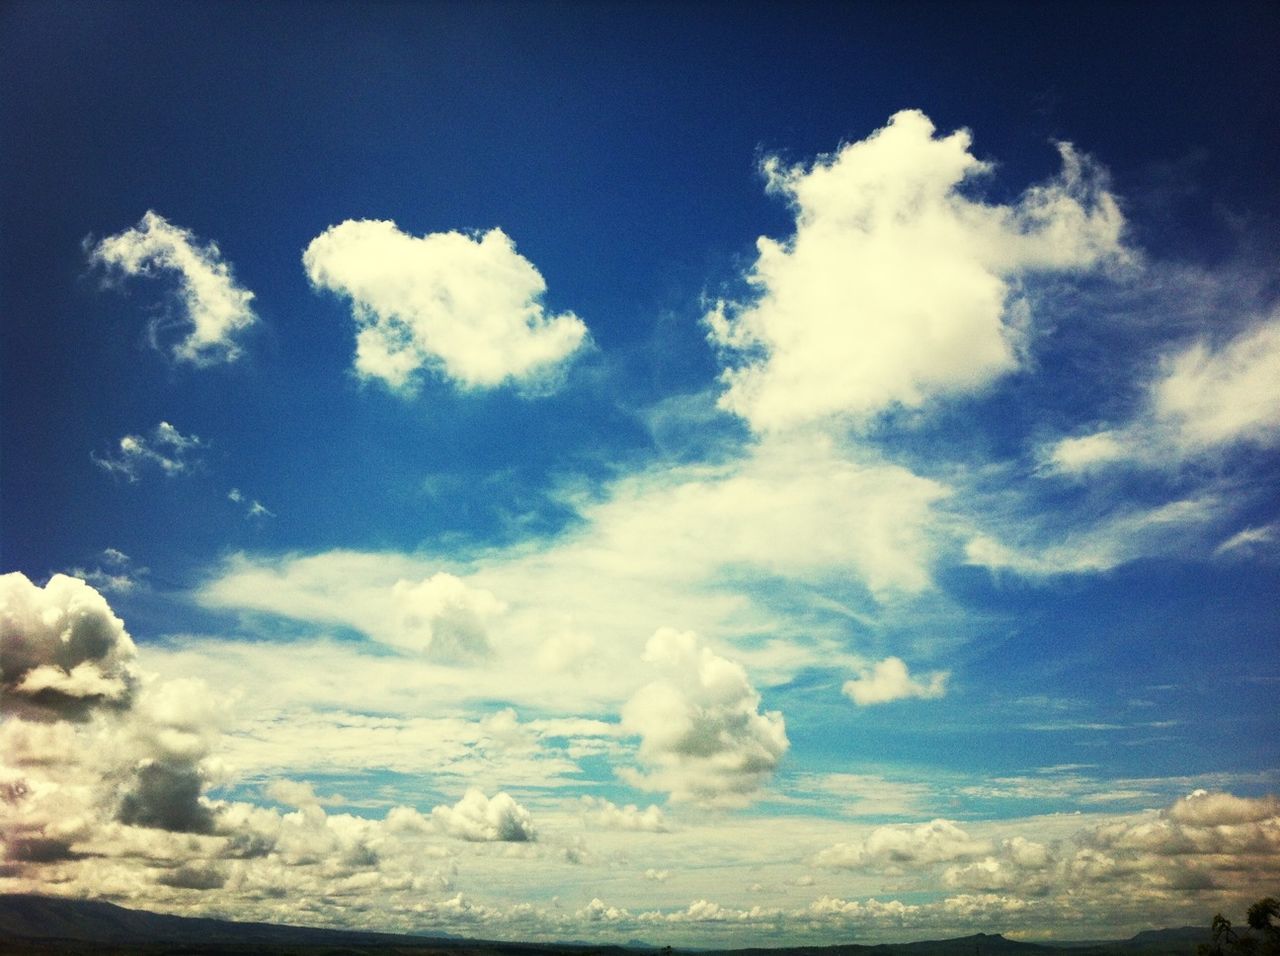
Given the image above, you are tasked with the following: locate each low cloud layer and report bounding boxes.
[88,211,258,365]
[302,220,588,392]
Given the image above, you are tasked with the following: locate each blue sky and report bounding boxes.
[2,0,1278,946]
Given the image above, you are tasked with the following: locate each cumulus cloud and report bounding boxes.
[302,220,588,392]
[580,797,669,832]
[842,657,948,706]
[390,573,505,661]
[815,819,990,870]
[92,422,201,482]
[620,629,788,806]
[1043,312,1280,474]
[431,788,535,842]
[88,211,257,365]
[707,109,1127,432]
[0,573,138,720]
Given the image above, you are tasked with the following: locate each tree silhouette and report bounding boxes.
[1201,898,1280,956]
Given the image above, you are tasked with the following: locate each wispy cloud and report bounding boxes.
[92,421,201,482]
[1041,310,1280,475]
[88,211,257,365]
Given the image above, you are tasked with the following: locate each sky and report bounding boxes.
[1,0,1279,947]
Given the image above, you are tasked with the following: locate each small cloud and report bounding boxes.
[1041,311,1280,475]
[643,868,670,882]
[580,796,669,832]
[302,219,589,393]
[1214,523,1278,558]
[842,657,948,706]
[93,422,200,482]
[264,778,346,808]
[815,819,989,870]
[228,488,275,519]
[67,549,148,594]
[431,788,535,842]
[87,210,257,365]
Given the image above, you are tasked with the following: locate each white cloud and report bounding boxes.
[88,211,257,365]
[620,629,788,807]
[92,422,200,482]
[389,573,505,661]
[842,657,948,707]
[302,220,588,392]
[228,489,275,520]
[1214,523,1279,557]
[707,109,1127,432]
[580,797,669,833]
[964,494,1224,578]
[431,788,535,842]
[814,819,990,870]
[1043,311,1280,474]
[66,549,146,595]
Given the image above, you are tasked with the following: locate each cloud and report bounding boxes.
[87,211,257,365]
[842,657,948,706]
[0,572,139,720]
[1043,311,1280,474]
[302,220,588,392]
[964,494,1224,578]
[620,629,788,806]
[814,818,990,870]
[202,562,504,662]
[1214,523,1279,558]
[228,489,275,519]
[580,797,670,833]
[389,574,505,661]
[431,788,535,842]
[707,109,1127,432]
[92,422,201,482]
[65,549,146,595]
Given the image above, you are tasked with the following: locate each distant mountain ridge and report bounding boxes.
[0,893,1211,955]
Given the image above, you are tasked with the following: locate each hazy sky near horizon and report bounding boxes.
[2,0,1279,946]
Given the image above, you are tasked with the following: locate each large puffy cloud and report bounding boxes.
[1044,312,1280,474]
[707,109,1127,432]
[302,220,588,392]
[430,788,535,842]
[0,573,138,720]
[620,629,788,806]
[88,211,258,365]
[842,657,948,706]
